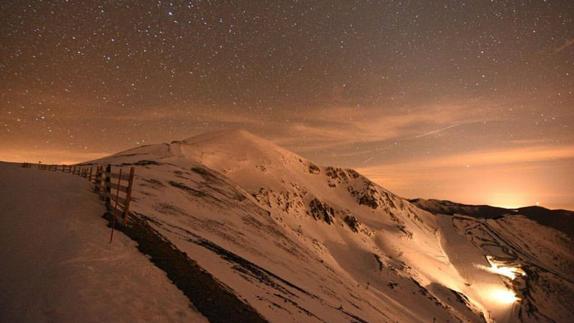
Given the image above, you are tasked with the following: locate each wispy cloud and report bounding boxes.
[272,101,501,151]
[413,123,463,139]
[360,145,574,172]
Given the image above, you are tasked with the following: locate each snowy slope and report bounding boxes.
[414,199,574,322]
[0,162,207,323]
[89,129,573,323]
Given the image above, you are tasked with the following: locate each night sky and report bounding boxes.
[1,1,573,209]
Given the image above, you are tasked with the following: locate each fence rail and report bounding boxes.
[22,162,136,242]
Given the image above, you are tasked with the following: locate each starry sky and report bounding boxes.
[1,1,573,209]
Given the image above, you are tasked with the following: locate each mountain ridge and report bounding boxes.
[85,129,574,322]
[411,198,574,238]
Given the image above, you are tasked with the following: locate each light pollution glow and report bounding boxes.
[488,287,519,305]
[475,256,525,306]
[481,256,526,281]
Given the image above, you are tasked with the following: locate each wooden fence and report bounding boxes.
[22,162,135,242]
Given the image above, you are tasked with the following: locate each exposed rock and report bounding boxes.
[346,169,361,179]
[347,181,399,211]
[341,213,374,236]
[397,224,413,239]
[325,167,349,182]
[308,163,321,174]
[347,183,380,209]
[344,215,360,232]
[308,198,335,224]
[253,188,306,214]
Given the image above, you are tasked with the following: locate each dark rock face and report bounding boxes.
[343,215,360,232]
[308,163,321,174]
[347,183,381,209]
[325,167,349,182]
[308,199,335,224]
[324,166,356,188]
[358,191,380,209]
[346,169,361,179]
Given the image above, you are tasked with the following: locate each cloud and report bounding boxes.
[360,145,574,172]
[273,101,500,151]
[413,123,463,138]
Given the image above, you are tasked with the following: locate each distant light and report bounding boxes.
[489,288,519,305]
[480,256,525,281]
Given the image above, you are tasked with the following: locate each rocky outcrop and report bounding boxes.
[252,187,306,214]
[308,163,321,174]
[308,199,335,224]
[347,181,398,211]
[344,215,360,232]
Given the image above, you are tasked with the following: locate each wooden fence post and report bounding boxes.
[104,164,112,210]
[88,167,93,182]
[93,166,101,193]
[109,168,123,243]
[122,167,135,224]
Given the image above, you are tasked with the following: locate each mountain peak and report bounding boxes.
[179,129,307,179]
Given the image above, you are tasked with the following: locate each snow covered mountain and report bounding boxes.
[88,129,573,323]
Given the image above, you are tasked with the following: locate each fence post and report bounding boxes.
[93,166,101,193]
[112,168,123,215]
[104,164,112,210]
[122,167,135,224]
[88,167,93,182]
[109,168,123,243]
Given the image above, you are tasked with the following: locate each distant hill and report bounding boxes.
[410,198,574,238]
